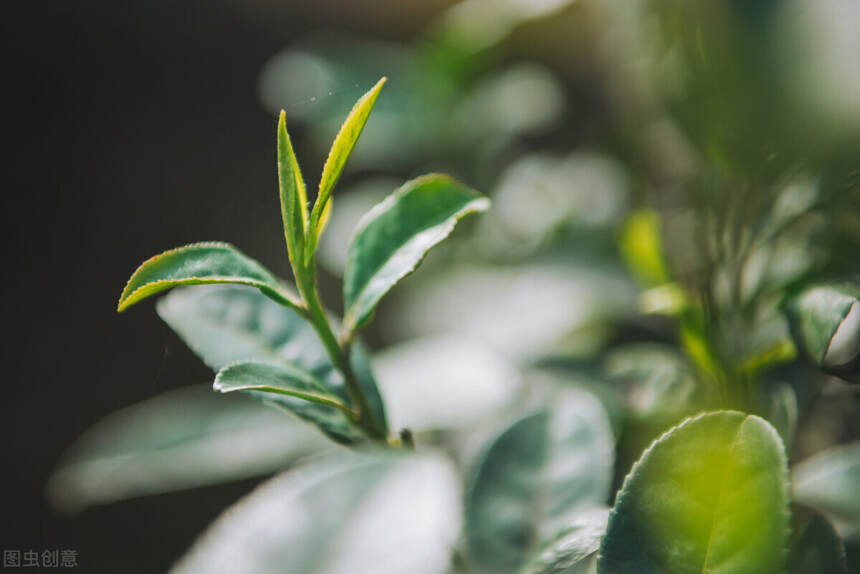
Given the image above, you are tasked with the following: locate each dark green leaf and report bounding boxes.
[788,513,847,574]
[785,284,860,382]
[343,174,490,333]
[117,242,299,312]
[305,77,386,260]
[793,441,860,538]
[597,411,790,574]
[277,111,309,268]
[522,508,608,574]
[214,361,361,444]
[466,390,614,573]
[47,385,327,512]
[170,451,461,574]
[157,285,387,433]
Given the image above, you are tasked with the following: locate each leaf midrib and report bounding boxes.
[700,416,750,574]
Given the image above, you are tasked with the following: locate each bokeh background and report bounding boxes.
[3,1,859,572]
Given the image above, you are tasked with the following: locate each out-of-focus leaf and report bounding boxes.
[277,111,309,267]
[384,263,634,361]
[598,411,790,574]
[788,513,847,574]
[793,441,860,538]
[522,508,608,574]
[171,451,461,574]
[765,382,799,449]
[618,209,669,287]
[214,361,362,445]
[342,174,490,334]
[603,344,698,421]
[157,285,387,433]
[47,385,327,512]
[476,152,629,258]
[465,390,614,573]
[785,284,860,382]
[117,242,299,312]
[306,77,386,259]
[373,336,521,432]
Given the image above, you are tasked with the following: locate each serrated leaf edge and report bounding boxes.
[597,410,791,574]
[117,241,300,312]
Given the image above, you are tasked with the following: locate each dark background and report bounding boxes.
[2,1,452,571]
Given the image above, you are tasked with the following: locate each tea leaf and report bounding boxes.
[785,284,860,382]
[788,513,847,574]
[343,174,489,334]
[522,508,608,574]
[156,285,387,433]
[793,441,860,538]
[465,390,614,573]
[117,242,299,312]
[277,111,309,268]
[597,411,790,574]
[618,209,670,287]
[306,77,386,260]
[171,452,461,574]
[47,385,327,512]
[214,361,362,444]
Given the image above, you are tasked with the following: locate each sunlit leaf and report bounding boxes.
[170,451,461,574]
[793,441,860,538]
[618,209,670,288]
[466,390,614,573]
[157,285,387,434]
[277,111,309,267]
[117,242,299,312]
[47,385,327,512]
[214,361,361,445]
[522,508,608,574]
[342,174,490,334]
[598,411,790,574]
[788,513,847,574]
[306,77,387,260]
[785,284,860,382]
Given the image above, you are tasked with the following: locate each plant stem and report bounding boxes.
[297,269,386,441]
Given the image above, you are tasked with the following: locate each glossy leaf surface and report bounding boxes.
[306,77,386,258]
[117,242,298,312]
[214,361,361,444]
[785,284,860,381]
[598,411,790,574]
[522,508,608,574]
[793,441,860,538]
[343,174,490,332]
[157,285,387,433]
[171,452,461,574]
[466,390,614,573]
[48,385,326,512]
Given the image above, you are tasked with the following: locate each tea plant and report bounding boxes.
[52,57,859,572]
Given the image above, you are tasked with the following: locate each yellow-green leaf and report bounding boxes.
[306,77,386,260]
[278,110,309,267]
[117,242,299,312]
[598,411,790,574]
